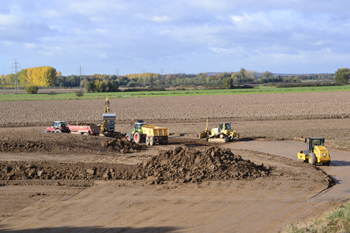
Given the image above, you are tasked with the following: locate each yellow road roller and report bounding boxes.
[297,137,331,166]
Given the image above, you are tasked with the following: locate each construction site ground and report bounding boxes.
[0,93,350,232]
[0,119,350,232]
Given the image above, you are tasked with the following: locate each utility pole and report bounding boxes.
[78,65,84,90]
[116,68,119,83]
[143,69,146,86]
[12,59,20,94]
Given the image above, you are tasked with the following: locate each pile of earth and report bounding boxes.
[135,146,270,184]
[101,134,145,153]
[0,146,270,185]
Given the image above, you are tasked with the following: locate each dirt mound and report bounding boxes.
[0,147,270,185]
[101,134,145,153]
[135,146,270,184]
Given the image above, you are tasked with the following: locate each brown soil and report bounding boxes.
[1,91,350,127]
[0,146,273,185]
[1,91,350,232]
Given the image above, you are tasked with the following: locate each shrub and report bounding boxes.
[74,90,84,97]
[25,84,39,94]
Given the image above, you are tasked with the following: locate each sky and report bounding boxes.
[1,0,350,76]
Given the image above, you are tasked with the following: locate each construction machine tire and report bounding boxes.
[325,161,331,166]
[134,132,142,144]
[149,136,154,146]
[309,153,317,165]
[145,137,150,145]
[54,129,62,133]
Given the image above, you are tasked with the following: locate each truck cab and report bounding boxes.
[133,121,147,134]
[47,121,70,133]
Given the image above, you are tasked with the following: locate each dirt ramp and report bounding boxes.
[136,146,270,184]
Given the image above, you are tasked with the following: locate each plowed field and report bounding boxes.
[1,91,350,127]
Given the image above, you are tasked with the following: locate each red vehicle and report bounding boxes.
[46,121,70,133]
[68,124,100,135]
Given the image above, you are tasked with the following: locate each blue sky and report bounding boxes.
[1,0,350,76]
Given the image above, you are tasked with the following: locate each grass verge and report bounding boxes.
[285,201,350,233]
[1,85,350,101]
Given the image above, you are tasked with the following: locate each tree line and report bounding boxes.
[1,67,349,93]
[1,66,56,87]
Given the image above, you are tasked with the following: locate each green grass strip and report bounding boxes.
[1,85,350,101]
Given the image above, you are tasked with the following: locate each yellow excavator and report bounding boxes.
[199,119,239,143]
[100,98,116,134]
[297,137,331,166]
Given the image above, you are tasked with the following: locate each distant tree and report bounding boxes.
[107,80,119,92]
[232,68,248,84]
[26,66,57,87]
[25,84,39,94]
[98,80,108,92]
[3,73,15,84]
[262,71,273,79]
[334,68,350,85]
[245,70,258,81]
[223,77,233,89]
[17,69,28,85]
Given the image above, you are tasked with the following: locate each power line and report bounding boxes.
[77,65,84,89]
[11,59,21,94]
[116,68,119,82]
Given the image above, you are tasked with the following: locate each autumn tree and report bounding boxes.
[26,66,57,87]
[0,74,5,84]
[3,74,15,84]
[262,71,273,79]
[56,71,62,78]
[334,68,350,84]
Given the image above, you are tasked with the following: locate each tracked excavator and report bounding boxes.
[100,98,116,136]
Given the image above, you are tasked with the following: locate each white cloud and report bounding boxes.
[24,43,37,49]
[1,0,350,75]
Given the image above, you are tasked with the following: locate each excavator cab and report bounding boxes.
[100,97,116,133]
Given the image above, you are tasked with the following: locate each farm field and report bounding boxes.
[0,90,350,232]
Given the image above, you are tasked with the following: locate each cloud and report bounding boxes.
[0,0,350,75]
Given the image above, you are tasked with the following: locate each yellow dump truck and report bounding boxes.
[126,120,169,146]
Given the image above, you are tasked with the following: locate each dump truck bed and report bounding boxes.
[68,124,100,135]
[142,124,169,137]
